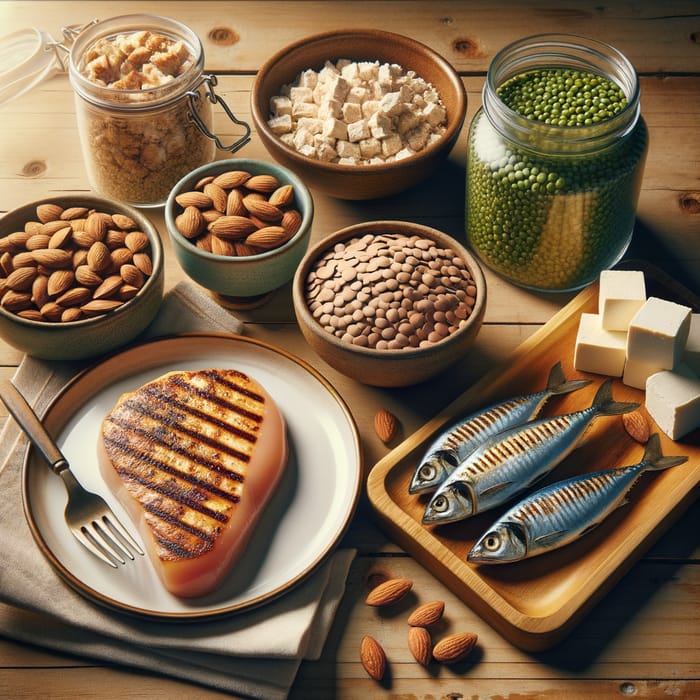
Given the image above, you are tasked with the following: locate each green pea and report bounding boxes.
[465,66,647,291]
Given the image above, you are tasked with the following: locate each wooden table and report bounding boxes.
[1,2,698,698]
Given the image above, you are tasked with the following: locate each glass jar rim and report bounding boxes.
[483,33,641,155]
[68,13,205,110]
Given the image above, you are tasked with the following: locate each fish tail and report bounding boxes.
[591,378,640,416]
[641,433,688,472]
[546,361,592,396]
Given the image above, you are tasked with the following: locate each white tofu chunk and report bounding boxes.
[646,364,700,440]
[359,137,382,158]
[379,91,405,117]
[290,86,313,103]
[573,313,627,377]
[292,101,318,119]
[423,101,447,127]
[347,119,370,143]
[598,270,647,331]
[623,357,665,390]
[626,296,692,369]
[322,117,348,140]
[269,95,292,116]
[341,101,363,124]
[381,133,403,157]
[336,140,361,159]
[267,114,292,135]
[684,314,700,374]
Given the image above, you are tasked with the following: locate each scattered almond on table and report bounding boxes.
[622,410,651,443]
[361,574,479,680]
[374,407,399,443]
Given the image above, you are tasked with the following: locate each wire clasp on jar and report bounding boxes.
[187,74,251,153]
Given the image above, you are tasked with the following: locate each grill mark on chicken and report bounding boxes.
[101,368,271,561]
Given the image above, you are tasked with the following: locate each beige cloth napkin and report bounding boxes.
[0,281,355,699]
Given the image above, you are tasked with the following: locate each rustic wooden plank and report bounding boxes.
[3,1,699,73]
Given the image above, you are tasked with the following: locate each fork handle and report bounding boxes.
[0,379,69,474]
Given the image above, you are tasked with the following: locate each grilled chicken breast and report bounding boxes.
[98,368,288,598]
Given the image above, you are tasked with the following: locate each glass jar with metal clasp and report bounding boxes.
[66,14,250,207]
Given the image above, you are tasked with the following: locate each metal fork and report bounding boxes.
[0,379,144,567]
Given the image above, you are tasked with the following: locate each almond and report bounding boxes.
[432,632,478,664]
[32,248,72,269]
[176,206,206,239]
[17,309,44,321]
[104,228,127,249]
[61,307,83,323]
[75,265,103,288]
[47,269,75,297]
[268,184,294,207]
[111,213,136,230]
[359,635,386,681]
[407,600,445,627]
[176,190,213,209]
[85,212,108,242]
[194,175,215,190]
[209,215,257,239]
[87,241,111,273]
[110,248,133,270]
[12,251,37,268]
[60,206,89,221]
[622,410,650,444]
[204,182,228,213]
[119,284,140,301]
[49,226,73,250]
[408,626,432,666]
[6,266,38,292]
[281,208,303,236]
[245,226,291,250]
[242,195,283,222]
[80,299,123,316]
[245,173,280,192]
[212,169,252,189]
[40,301,63,321]
[225,188,247,216]
[56,286,91,307]
[36,203,63,223]
[124,230,149,254]
[211,235,237,257]
[365,577,413,607]
[25,234,51,251]
[93,275,123,300]
[374,408,398,443]
[132,252,153,276]
[1,290,31,312]
[120,264,145,288]
[31,275,49,308]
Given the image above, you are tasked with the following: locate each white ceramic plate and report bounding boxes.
[22,334,362,620]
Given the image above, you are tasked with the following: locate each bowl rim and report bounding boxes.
[0,194,164,329]
[165,158,315,264]
[250,28,468,174]
[292,220,486,360]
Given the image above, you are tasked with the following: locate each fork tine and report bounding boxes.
[72,525,121,568]
[103,513,145,557]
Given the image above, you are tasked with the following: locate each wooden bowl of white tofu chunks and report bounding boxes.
[250,29,467,200]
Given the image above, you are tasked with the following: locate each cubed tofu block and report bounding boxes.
[626,296,692,369]
[347,119,370,143]
[623,357,665,390]
[574,313,627,377]
[684,314,700,374]
[598,270,646,331]
[645,364,700,440]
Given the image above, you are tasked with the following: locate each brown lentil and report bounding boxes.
[304,233,477,350]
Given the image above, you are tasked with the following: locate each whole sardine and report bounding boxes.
[422,379,639,525]
[467,434,687,564]
[409,362,590,494]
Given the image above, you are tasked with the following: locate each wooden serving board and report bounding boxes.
[367,262,700,651]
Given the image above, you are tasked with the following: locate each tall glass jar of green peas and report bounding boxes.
[466,35,647,291]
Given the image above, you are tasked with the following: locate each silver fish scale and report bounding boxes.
[470,415,574,478]
[508,467,639,546]
[444,399,530,450]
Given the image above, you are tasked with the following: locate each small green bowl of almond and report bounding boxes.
[0,194,164,360]
[165,158,314,304]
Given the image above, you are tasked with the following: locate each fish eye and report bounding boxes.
[483,534,501,552]
[431,495,449,513]
[419,464,436,480]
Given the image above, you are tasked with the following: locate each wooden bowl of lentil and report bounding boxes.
[250,29,467,200]
[0,194,164,360]
[292,221,486,387]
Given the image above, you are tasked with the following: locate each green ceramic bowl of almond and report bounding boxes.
[466,34,648,292]
[165,158,314,301]
[292,220,486,387]
[0,194,164,360]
